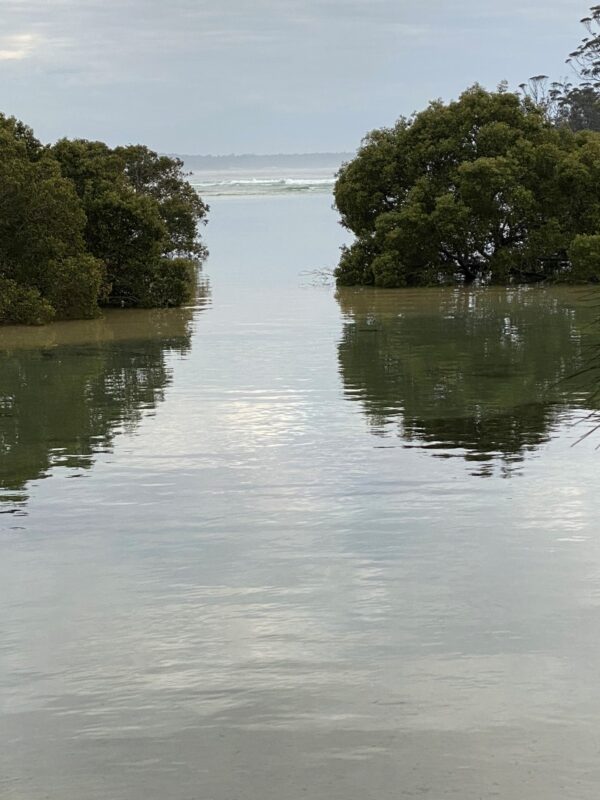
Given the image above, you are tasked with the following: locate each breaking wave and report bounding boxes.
[190,175,336,196]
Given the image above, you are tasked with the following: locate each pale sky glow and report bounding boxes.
[0,33,40,61]
[0,0,590,153]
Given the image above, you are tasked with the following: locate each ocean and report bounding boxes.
[183,152,351,196]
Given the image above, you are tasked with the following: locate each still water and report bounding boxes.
[2,194,600,799]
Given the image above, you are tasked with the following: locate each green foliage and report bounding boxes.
[84,189,167,305]
[518,76,600,134]
[335,86,600,287]
[336,240,378,286]
[115,145,208,259]
[50,139,208,309]
[0,113,208,325]
[568,234,600,282]
[0,278,54,325]
[561,86,600,132]
[143,258,198,307]
[45,256,106,319]
[0,114,100,322]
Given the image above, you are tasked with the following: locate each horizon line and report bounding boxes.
[170,150,355,158]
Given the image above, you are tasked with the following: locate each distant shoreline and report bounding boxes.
[172,152,354,171]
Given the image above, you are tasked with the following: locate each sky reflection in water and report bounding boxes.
[1,195,600,800]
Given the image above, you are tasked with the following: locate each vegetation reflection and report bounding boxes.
[0,282,209,508]
[337,287,599,475]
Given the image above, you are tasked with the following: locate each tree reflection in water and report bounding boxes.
[0,279,210,508]
[336,286,600,476]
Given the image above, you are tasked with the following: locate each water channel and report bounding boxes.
[2,193,600,799]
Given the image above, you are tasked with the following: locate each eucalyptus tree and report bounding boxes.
[519,7,600,132]
[567,5,600,88]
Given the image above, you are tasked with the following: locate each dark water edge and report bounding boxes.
[2,195,600,800]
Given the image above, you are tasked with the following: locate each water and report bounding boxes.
[2,193,600,799]
[190,173,336,196]
[186,153,347,196]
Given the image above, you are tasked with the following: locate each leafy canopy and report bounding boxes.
[334,86,600,288]
[0,114,208,325]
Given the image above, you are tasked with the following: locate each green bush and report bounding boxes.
[336,241,377,286]
[46,256,106,319]
[371,253,408,288]
[0,278,55,325]
[142,258,197,308]
[568,235,600,282]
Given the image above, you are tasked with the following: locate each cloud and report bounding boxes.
[0,33,39,61]
[0,0,590,152]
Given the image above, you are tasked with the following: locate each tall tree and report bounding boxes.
[568,5,600,88]
[520,7,600,132]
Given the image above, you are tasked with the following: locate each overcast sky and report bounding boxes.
[0,0,589,154]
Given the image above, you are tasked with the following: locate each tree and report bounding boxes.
[560,86,600,131]
[51,140,208,308]
[334,86,600,288]
[518,8,600,132]
[0,115,104,324]
[0,114,209,325]
[558,7,600,131]
[567,5,600,89]
[116,145,208,260]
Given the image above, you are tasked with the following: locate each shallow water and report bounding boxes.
[2,194,600,799]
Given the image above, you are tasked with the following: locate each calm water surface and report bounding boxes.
[2,194,600,799]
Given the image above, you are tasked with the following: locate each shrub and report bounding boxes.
[45,256,106,319]
[568,235,600,282]
[0,278,55,325]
